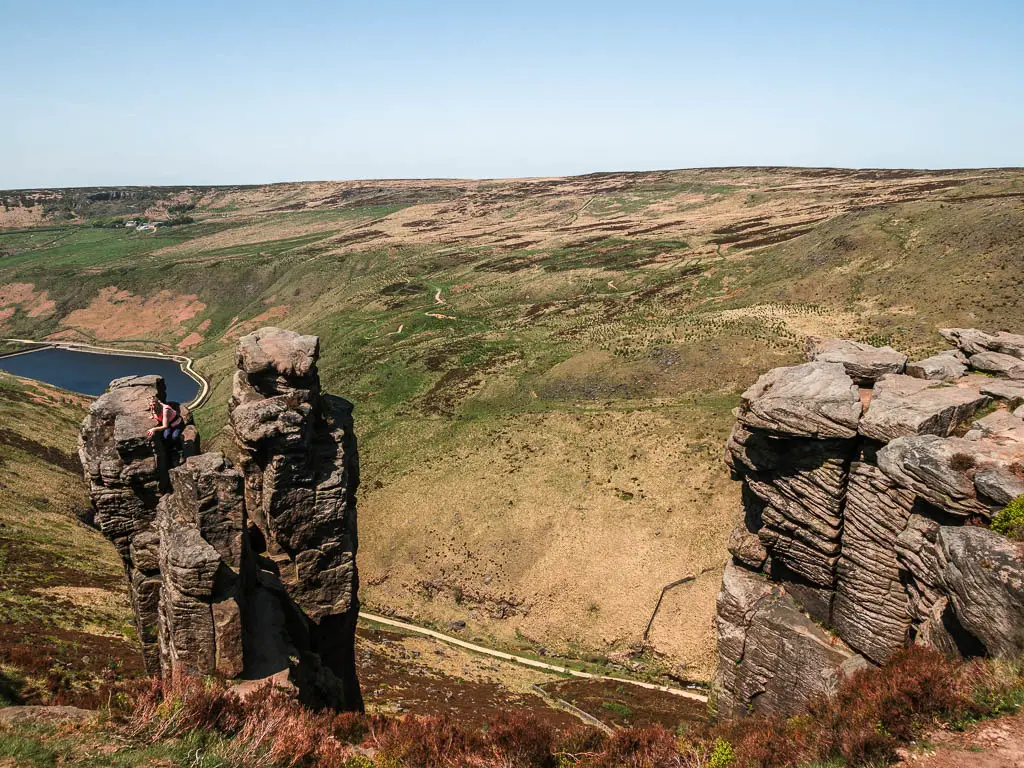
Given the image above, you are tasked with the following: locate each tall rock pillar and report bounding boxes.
[228,327,362,711]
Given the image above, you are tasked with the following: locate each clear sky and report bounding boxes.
[2,0,1022,188]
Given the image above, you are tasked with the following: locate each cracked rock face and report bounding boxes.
[78,375,197,672]
[715,563,864,718]
[805,337,908,385]
[229,327,362,710]
[80,329,363,711]
[716,330,1024,717]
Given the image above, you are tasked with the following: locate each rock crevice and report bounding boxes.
[717,330,1024,717]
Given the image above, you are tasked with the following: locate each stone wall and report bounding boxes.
[79,328,362,711]
[716,329,1024,717]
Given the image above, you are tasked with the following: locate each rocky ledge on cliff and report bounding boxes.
[717,328,1024,718]
[78,327,362,711]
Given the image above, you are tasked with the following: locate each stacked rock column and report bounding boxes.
[78,375,178,672]
[228,327,363,711]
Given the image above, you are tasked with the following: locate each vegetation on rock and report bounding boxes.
[992,495,1024,541]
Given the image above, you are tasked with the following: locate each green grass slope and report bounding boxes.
[0,373,140,706]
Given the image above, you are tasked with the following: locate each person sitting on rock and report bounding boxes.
[146,395,184,456]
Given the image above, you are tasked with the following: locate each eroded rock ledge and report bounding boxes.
[79,328,362,710]
[717,328,1024,718]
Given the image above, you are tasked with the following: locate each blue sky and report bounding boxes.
[2,1,1022,187]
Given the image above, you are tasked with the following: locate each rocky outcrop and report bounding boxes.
[717,329,1024,717]
[940,328,1024,360]
[80,329,362,711]
[715,563,866,718]
[805,337,908,385]
[78,375,199,671]
[227,327,361,710]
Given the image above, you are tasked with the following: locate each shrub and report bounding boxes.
[589,725,678,768]
[552,726,608,763]
[954,656,1024,725]
[720,715,811,768]
[121,673,245,742]
[708,737,735,768]
[805,645,966,764]
[98,652,1024,768]
[991,495,1024,540]
[372,714,484,767]
[949,452,976,472]
[485,711,556,768]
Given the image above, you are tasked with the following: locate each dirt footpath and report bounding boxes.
[897,713,1024,768]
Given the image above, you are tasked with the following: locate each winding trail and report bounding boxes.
[0,337,210,409]
[358,611,709,703]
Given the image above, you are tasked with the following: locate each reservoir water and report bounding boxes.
[0,347,200,403]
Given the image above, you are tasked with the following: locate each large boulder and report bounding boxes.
[715,563,866,718]
[939,527,1024,658]
[906,351,968,383]
[858,375,990,443]
[737,361,862,439]
[877,435,1008,519]
[941,328,1024,360]
[969,352,1024,381]
[236,327,320,380]
[805,337,908,385]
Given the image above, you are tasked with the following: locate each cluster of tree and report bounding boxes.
[89,217,130,228]
[1,194,39,210]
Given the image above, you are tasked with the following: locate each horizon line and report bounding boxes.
[4,164,1024,193]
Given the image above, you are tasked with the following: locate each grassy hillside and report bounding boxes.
[2,168,1022,680]
[0,372,140,706]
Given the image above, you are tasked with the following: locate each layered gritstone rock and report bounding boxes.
[78,375,199,671]
[726,362,861,623]
[715,563,865,718]
[228,327,362,711]
[80,328,363,711]
[716,329,1024,717]
[157,453,246,678]
[832,462,913,663]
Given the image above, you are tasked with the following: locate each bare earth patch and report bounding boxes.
[0,282,56,325]
[59,286,206,341]
[897,713,1024,767]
